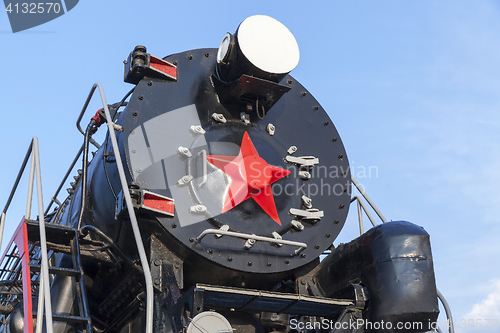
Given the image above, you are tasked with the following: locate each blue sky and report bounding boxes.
[1,1,500,331]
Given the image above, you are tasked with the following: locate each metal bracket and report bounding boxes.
[285,155,319,168]
[289,208,324,222]
[353,284,369,310]
[111,123,124,132]
[266,123,275,136]
[290,220,305,231]
[150,235,183,294]
[215,224,229,238]
[212,113,227,123]
[240,112,251,125]
[301,195,313,209]
[298,170,311,180]
[272,231,283,247]
[190,205,207,214]
[177,175,193,186]
[178,146,192,158]
[198,150,208,188]
[287,146,297,155]
[189,125,206,136]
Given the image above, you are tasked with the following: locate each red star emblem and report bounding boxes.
[207,132,291,225]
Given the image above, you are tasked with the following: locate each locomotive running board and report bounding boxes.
[183,283,353,317]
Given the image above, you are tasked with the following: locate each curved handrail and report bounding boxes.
[92,83,154,333]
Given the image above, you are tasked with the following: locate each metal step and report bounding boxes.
[29,264,81,277]
[24,220,76,246]
[33,312,91,324]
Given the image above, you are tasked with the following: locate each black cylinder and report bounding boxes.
[313,221,439,332]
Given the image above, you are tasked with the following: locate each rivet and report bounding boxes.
[154,278,160,285]
[313,106,319,111]
[301,92,307,97]
[172,223,177,228]
[138,96,143,101]
[132,112,138,117]
[227,257,233,262]
[334,220,339,224]
[204,53,209,57]
[339,204,344,209]
[287,79,293,84]
[189,237,195,242]
[148,81,153,86]
[188,55,193,60]
[301,254,306,258]
[324,121,329,126]
[174,263,180,269]
[332,138,337,142]
[285,260,290,264]
[247,262,252,266]
[301,280,306,285]
[173,61,178,66]
[208,249,213,254]
[267,262,272,267]
[154,259,161,266]
[315,245,320,249]
[338,154,343,159]
[326,234,331,238]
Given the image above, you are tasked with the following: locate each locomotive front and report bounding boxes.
[114,14,352,284]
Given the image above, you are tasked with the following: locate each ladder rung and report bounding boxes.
[24,221,76,246]
[29,264,81,277]
[33,312,91,324]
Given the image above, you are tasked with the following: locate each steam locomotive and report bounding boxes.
[0,15,440,333]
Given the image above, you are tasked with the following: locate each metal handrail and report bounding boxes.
[44,144,84,215]
[351,176,388,223]
[196,229,307,255]
[0,138,54,333]
[350,196,377,235]
[76,86,102,149]
[46,88,133,215]
[88,83,154,333]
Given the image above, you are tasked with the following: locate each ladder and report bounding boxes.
[0,137,92,333]
[0,218,92,333]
